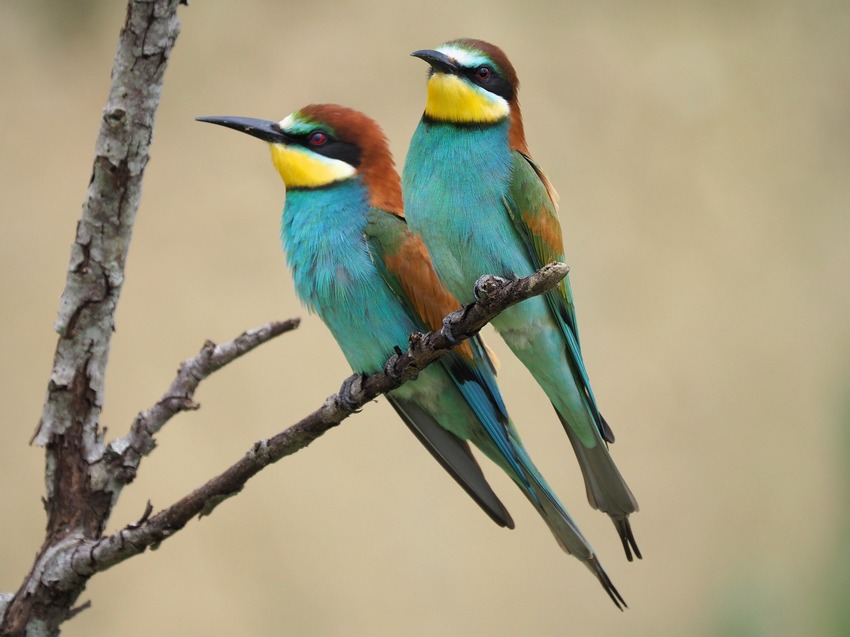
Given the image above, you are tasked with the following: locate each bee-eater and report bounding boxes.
[198,104,625,607]
[402,39,641,560]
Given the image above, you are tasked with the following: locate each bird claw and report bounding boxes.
[441,314,461,344]
[337,374,364,413]
[385,346,405,381]
[473,274,511,300]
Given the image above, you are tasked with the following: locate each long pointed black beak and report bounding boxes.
[195,116,291,144]
[410,49,458,74]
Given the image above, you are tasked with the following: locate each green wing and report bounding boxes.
[504,152,613,442]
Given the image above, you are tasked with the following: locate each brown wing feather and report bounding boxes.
[384,232,474,361]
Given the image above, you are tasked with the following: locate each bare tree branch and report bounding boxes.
[67,264,570,576]
[1,1,183,635]
[0,317,301,635]
[105,318,301,482]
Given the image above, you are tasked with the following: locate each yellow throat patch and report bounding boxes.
[424,73,509,124]
[269,144,355,189]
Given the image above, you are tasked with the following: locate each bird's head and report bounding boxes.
[198,104,401,211]
[411,38,527,152]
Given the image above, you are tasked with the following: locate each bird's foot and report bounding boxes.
[473,274,512,301]
[337,374,365,413]
[441,313,462,345]
[442,302,480,345]
[385,346,405,381]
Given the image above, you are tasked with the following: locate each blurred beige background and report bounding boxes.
[2,1,849,635]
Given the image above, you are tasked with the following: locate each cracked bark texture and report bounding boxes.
[1,2,183,635]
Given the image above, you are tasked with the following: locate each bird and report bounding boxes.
[402,38,641,561]
[198,104,626,608]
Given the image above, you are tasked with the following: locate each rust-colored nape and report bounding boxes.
[298,104,403,214]
[447,38,529,155]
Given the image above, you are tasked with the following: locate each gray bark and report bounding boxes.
[1,1,184,635]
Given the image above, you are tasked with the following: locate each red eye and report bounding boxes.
[476,66,491,80]
[308,131,328,146]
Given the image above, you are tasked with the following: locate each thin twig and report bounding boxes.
[106,318,301,481]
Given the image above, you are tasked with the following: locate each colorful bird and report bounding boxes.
[198,104,625,608]
[402,39,641,561]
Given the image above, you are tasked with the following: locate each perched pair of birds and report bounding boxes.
[199,38,639,609]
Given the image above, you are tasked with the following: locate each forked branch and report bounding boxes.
[69,263,570,575]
